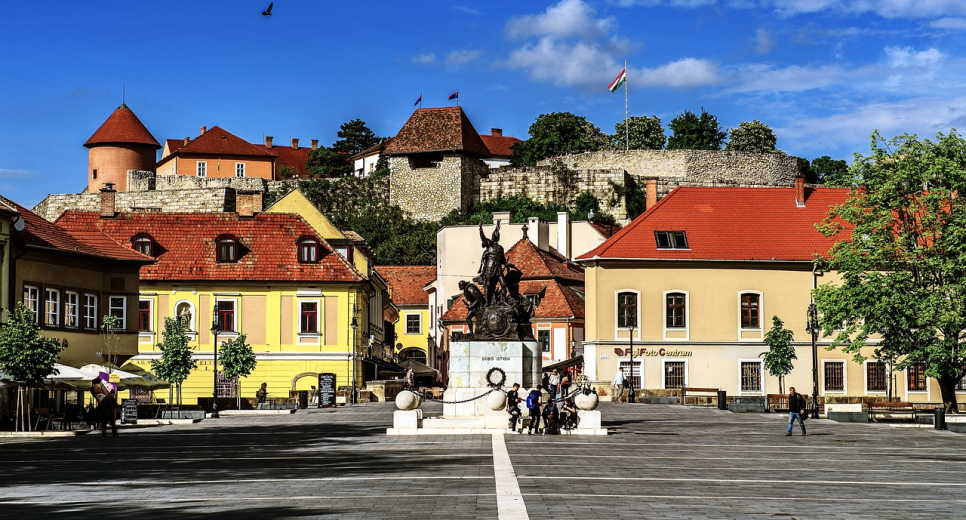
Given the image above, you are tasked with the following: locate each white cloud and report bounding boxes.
[884,46,944,68]
[0,168,43,178]
[506,0,614,40]
[445,49,484,68]
[724,63,849,94]
[503,36,625,91]
[638,58,721,88]
[768,0,966,19]
[755,28,776,54]
[411,53,437,65]
[453,6,481,15]
[930,17,966,29]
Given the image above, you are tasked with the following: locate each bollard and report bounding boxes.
[717,390,728,410]
[298,390,309,409]
[934,407,946,430]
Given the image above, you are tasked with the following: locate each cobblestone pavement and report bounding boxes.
[1,402,964,519]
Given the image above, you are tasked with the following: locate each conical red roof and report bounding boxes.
[84,104,160,149]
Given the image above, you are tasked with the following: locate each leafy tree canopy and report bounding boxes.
[666,109,726,150]
[814,130,966,412]
[808,155,850,186]
[760,316,796,394]
[725,120,778,153]
[332,118,384,156]
[219,333,257,380]
[0,303,65,384]
[152,317,196,386]
[306,146,351,178]
[510,112,609,166]
[613,115,666,150]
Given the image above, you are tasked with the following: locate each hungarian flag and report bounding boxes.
[608,67,627,92]
[414,94,422,106]
[448,91,459,100]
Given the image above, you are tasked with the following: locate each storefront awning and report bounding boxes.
[363,357,405,374]
[542,355,584,372]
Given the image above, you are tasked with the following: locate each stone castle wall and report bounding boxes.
[390,154,484,222]
[479,167,629,219]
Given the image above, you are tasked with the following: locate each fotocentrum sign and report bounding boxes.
[613,347,693,357]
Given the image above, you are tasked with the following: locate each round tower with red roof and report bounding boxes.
[84,103,161,192]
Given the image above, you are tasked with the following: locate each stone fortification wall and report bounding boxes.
[480,167,628,219]
[33,189,235,222]
[390,154,483,222]
[142,172,267,193]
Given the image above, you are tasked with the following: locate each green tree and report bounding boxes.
[151,317,197,407]
[219,333,257,409]
[276,165,300,180]
[509,112,609,166]
[332,118,383,156]
[814,130,966,413]
[725,120,778,153]
[100,314,122,369]
[306,146,351,178]
[666,109,726,150]
[613,115,666,150]
[0,302,66,430]
[760,316,796,395]
[808,155,850,186]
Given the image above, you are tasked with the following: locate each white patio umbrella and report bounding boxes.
[47,364,88,382]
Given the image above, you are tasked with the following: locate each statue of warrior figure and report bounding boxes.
[477,222,508,306]
[458,280,484,335]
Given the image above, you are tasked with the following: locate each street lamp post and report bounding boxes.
[806,303,820,419]
[350,317,358,405]
[627,325,636,404]
[210,305,221,419]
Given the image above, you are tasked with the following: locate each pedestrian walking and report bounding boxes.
[561,369,572,399]
[506,383,522,434]
[786,386,807,436]
[526,385,543,435]
[549,369,560,401]
[612,368,626,403]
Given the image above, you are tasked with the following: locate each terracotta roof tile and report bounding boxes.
[479,133,522,158]
[376,266,436,306]
[578,186,852,262]
[382,107,490,157]
[505,239,584,282]
[84,104,160,149]
[255,144,311,177]
[55,212,364,283]
[160,126,276,160]
[441,280,583,322]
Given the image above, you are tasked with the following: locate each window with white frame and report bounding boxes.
[132,234,155,256]
[616,291,638,329]
[83,294,98,329]
[108,296,126,329]
[824,361,845,391]
[138,299,153,332]
[235,162,246,177]
[300,301,318,334]
[619,360,642,388]
[907,364,927,391]
[664,360,686,389]
[538,329,550,352]
[866,362,887,392]
[65,291,80,329]
[740,293,760,329]
[23,285,40,322]
[740,361,763,393]
[44,288,61,327]
[406,314,421,335]
[666,292,686,328]
[216,299,236,333]
[217,235,238,262]
[197,161,207,177]
[298,237,319,263]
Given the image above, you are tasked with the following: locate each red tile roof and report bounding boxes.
[54,212,364,283]
[505,239,584,282]
[479,133,522,158]
[441,280,584,322]
[84,104,161,149]
[164,138,186,154]
[255,144,311,177]
[578,186,852,262]
[376,266,436,306]
[0,195,151,263]
[382,107,491,157]
[157,126,276,167]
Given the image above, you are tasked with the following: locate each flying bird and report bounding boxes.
[262,2,273,16]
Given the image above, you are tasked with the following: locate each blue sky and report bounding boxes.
[3,0,966,208]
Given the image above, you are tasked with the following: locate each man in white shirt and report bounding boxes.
[613,368,626,403]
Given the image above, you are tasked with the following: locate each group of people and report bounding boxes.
[541,368,573,402]
[505,383,579,435]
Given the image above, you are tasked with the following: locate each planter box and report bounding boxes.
[828,411,869,423]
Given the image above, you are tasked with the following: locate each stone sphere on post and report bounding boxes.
[395,390,422,410]
[575,391,599,410]
[487,390,508,411]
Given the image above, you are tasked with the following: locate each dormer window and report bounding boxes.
[298,237,320,263]
[655,231,688,249]
[132,234,155,256]
[333,245,352,262]
[216,235,239,262]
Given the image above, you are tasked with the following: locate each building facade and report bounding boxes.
[376,266,436,364]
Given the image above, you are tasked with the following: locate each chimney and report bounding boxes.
[527,217,540,248]
[491,128,503,136]
[557,212,571,259]
[99,183,116,218]
[291,138,299,150]
[200,126,206,135]
[527,217,549,251]
[265,136,274,149]
[645,178,658,210]
[237,191,263,218]
[184,136,190,146]
[795,175,806,207]
[492,211,512,227]
[311,139,319,151]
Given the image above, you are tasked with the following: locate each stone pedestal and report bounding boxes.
[392,409,423,430]
[444,339,540,417]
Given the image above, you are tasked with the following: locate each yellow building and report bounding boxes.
[577,182,965,404]
[56,190,392,406]
[376,266,436,364]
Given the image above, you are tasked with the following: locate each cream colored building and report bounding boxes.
[578,183,965,403]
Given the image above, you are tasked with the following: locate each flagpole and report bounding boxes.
[624,60,628,152]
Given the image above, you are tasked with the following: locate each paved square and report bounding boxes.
[1,403,964,519]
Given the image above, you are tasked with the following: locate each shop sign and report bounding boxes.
[613,347,692,357]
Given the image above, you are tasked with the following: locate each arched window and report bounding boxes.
[132,234,155,256]
[175,300,195,332]
[297,236,319,263]
[216,235,238,262]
